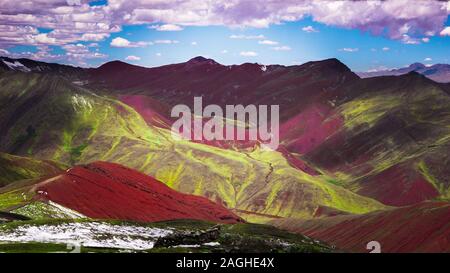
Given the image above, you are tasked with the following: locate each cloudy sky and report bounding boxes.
[1,0,450,71]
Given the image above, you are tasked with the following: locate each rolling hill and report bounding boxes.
[272,201,450,252]
[1,161,243,223]
[1,55,450,252]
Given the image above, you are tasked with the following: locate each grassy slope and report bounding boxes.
[0,72,385,221]
[0,152,65,187]
[305,74,450,203]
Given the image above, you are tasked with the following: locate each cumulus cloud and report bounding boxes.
[150,24,184,31]
[230,34,265,40]
[339,48,359,52]
[154,39,179,44]
[272,46,291,51]
[110,37,150,47]
[81,33,110,41]
[258,40,278,45]
[302,26,318,33]
[382,47,390,51]
[0,0,448,46]
[125,55,141,61]
[1,0,450,64]
[63,43,107,59]
[111,0,448,42]
[424,57,432,62]
[0,48,10,55]
[1,0,448,50]
[240,51,258,57]
[440,27,450,36]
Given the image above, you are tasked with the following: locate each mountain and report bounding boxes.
[304,72,450,205]
[0,56,83,80]
[88,57,359,122]
[272,201,450,252]
[1,56,450,252]
[0,68,387,223]
[358,62,450,83]
[1,161,243,223]
[0,153,65,187]
[86,57,450,205]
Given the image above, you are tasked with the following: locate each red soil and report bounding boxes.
[277,146,319,175]
[280,104,343,154]
[34,161,243,224]
[119,95,172,128]
[273,201,450,253]
[356,164,440,206]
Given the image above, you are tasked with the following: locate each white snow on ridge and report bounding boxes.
[48,201,87,219]
[0,222,173,250]
[2,60,31,72]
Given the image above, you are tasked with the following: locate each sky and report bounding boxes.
[1,0,450,72]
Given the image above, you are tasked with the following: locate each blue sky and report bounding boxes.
[1,1,450,72]
[98,18,450,71]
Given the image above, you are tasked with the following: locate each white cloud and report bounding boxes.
[258,40,278,45]
[0,48,10,55]
[240,51,258,57]
[424,57,432,62]
[302,26,318,33]
[272,46,291,51]
[339,48,359,52]
[230,34,265,40]
[382,47,390,51]
[63,43,107,62]
[150,24,184,31]
[155,52,162,57]
[440,27,450,36]
[0,0,448,53]
[221,49,228,54]
[81,33,110,42]
[191,41,197,46]
[110,37,150,48]
[401,34,420,44]
[422,37,430,43]
[154,39,179,44]
[125,55,141,61]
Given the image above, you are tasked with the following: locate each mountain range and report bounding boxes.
[358,62,450,83]
[0,55,449,252]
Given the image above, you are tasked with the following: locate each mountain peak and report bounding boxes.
[409,62,426,70]
[96,60,145,73]
[186,56,219,65]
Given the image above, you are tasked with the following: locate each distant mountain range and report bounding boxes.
[0,55,449,252]
[358,62,450,83]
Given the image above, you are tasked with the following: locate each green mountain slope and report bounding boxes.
[0,72,386,222]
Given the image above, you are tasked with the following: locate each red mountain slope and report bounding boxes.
[34,162,243,224]
[353,163,440,206]
[272,201,450,253]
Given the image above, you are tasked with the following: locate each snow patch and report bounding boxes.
[172,244,201,248]
[2,60,31,72]
[0,222,173,250]
[47,201,87,219]
[203,242,220,246]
